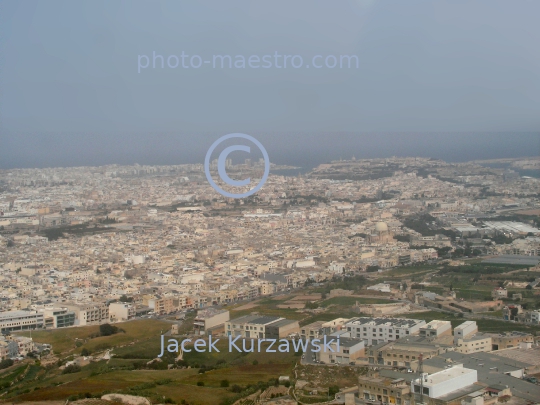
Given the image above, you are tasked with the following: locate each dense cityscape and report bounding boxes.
[1,156,540,404]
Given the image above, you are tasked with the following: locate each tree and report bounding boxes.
[366,265,380,273]
[99,323,119,336]
[510,307,519,320]
[0,359,14,370]
[220,380,230,387]
[329,385,340,397]
[305,302,319,309]
[81,348,90,356]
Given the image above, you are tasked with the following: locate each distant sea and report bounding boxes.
[1,132,538,170]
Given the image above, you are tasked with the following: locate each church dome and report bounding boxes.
[375,222,388,232]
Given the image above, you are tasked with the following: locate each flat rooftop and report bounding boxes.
[493,346,540,366]
[414,366,476,386]
[421,320,451,330]
[346,317,424,327]
[0,310,41,319]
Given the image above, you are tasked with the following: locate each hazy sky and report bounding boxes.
[1,0,539,168]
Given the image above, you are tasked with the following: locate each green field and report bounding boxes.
[5,322,300,405]
[17,319,171,355]
[382,264,438,277]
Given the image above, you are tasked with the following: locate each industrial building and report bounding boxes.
[225,315,299,339]
[318,336,365,364]
[193,308,230,335]
[411,365,478,402]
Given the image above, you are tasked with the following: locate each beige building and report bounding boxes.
[300,320,325,340]
[318,337,365,365]
[64,302,109,326]
[489,331,534,350]
[367,337,450,368]
[109,302,136,322]
[491,287,507,299]
[265,319,300,339]
[226,315,299,339]
[193,308,230,335]
[455,333,492,354]
[150,296,185,315]
[358,374,410,405]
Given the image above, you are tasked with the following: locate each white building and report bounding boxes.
[411,365,477,399]
[345,317,426,346]
[419,320,452,338]
[454,321,478,344]
[0,310,44,333]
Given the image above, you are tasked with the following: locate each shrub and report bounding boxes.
[220,379,230,387]
[196,381,204,386]
[62,364,81,374]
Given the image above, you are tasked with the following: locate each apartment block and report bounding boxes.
[345,317,426,346]
[109,302,136,322]
[64,302,109,326]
